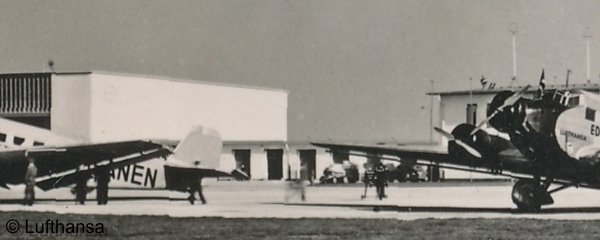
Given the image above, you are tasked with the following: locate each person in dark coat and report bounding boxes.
[95,170,111,205]
[187,161,207,205]
[24,159,37,206]
[374,162,388,200]
[74,173,90,204]
[188,177,206,205]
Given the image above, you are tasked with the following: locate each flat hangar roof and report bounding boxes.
[1,71,289,94]
[427,83,600,96]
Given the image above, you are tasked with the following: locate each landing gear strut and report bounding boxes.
[511,177,568,212]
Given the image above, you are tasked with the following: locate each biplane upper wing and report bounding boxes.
[0,141,172,190]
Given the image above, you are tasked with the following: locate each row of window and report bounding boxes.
[0,73,52,114]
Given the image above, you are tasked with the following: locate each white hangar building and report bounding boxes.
[428,83,600,179]
[0,71,290,181]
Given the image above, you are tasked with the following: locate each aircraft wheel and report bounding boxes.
[516,204,541,213]
[511,179,552,212]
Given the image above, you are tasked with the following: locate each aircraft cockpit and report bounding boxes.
[549,89,580,107]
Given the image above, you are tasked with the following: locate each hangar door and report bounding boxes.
[266,149,283,180]
[233,149,251,179]
[298,150,316,181]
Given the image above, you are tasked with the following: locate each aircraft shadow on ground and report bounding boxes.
[280,202,600,214]
[0,197,190,205]
[394,206,600,214]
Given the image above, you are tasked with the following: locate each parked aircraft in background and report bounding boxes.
[0,116,228,205]
[314,71,600,211]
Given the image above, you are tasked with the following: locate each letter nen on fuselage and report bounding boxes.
[111,164,158,188]
[107,156,167,189]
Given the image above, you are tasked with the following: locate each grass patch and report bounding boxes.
[0,211,598,239]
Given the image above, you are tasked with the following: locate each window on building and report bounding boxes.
[33,141,44,146]
[586,108,596,122]
[466,104,477,124]
[332,151,349,164]
[0,133,5,142]
[0,73,52,115]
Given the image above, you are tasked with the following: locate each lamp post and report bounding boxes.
[429,79,433,144]
[509,22,519,88]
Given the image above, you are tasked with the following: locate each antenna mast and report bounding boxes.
[509,22,520,88]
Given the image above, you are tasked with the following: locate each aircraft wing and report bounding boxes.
[311,142,535,179]
[311,142,600,191]
[0,141,172,191]
[312,142,451,163]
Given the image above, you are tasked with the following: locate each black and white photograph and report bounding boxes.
[1,0,600,238]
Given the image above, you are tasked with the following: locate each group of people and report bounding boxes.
[24,159,113,206]
[24,158,209,206]
[285,161,389,202]
[72,170,111,205]
[24,159,389,206]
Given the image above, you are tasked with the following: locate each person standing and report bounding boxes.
[299,161,309,201]
[95,170,111,205]
[361,165,375,199]
[24,159,37,206]
[74,173,90,204]
[374,162,388,200]
[197,177,207,204]
[188,177,206,205]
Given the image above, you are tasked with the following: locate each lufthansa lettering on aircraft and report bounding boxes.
[111,164,158,188]
[561,129,587,141]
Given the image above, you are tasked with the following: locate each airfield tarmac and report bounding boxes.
[1,181,600,220]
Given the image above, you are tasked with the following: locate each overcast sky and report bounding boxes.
[2,0,600,142]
